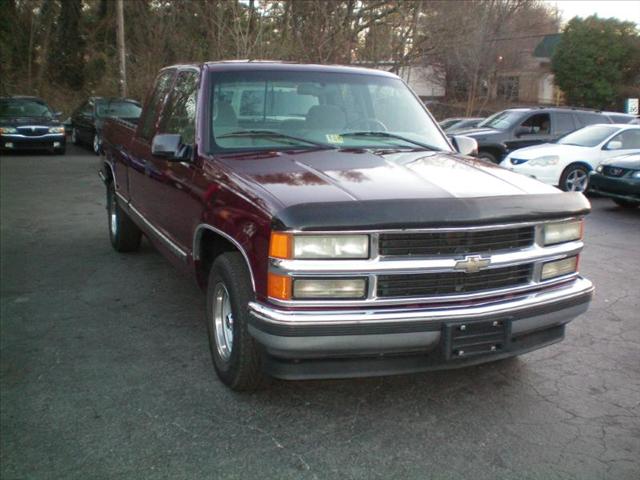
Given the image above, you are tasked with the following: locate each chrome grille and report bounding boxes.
[378,226,535,257]
[17,126,49,137]
[377,264,533,298]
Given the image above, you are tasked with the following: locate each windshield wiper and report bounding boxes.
[216,130,334,149]
[338,131,442,151]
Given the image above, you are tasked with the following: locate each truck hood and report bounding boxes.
[0,116,60,127]
[219,148,589,230]
[222,148,557,205]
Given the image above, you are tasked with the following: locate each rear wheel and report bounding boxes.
[206,252,268,391]
[107,184,142,252]
[477,151,497,163]
[71,127,80,145]
[613,199,639,209]
[559,164,589,192]
[93,133,102,155]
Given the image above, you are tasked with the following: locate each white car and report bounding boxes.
[500,124,640,191]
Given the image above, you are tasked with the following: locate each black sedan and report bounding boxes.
[0,96,66,155]
[70,97,141,154]
[589,153,640,208]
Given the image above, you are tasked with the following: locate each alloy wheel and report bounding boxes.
[213,283,234,361]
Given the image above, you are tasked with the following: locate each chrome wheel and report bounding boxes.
[565,168,588,192]
[93,134,100,154]
[213,283,234,361]
[109,190,118,237]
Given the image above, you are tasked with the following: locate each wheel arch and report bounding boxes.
[193,224,256,292]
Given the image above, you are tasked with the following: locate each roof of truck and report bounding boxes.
[162,60,399,78]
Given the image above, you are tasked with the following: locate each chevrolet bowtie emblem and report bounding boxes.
[454,255,490,273]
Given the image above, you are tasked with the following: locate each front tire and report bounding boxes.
[206,252,268,391]
[107,184,142,252]
[559,164,590,192]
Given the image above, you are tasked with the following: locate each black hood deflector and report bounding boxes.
[272,192,590,231]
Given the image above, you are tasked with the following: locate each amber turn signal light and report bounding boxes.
[267,273,292,300]
[269,232,292,259]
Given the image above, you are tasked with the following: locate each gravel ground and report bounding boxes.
[1,145,639,479]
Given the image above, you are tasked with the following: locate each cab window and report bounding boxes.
[607,129,640,149]
[159,70,199,145]
[554,112,575,135]
[139,70,175,141]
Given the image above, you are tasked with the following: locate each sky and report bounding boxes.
[544,1,640,26]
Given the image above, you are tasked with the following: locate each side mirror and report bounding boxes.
[514,126,529,137]
[451,135,478,156]
[151,133,189,161]
[605,140,622,150]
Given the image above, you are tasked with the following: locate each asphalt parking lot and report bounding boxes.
[1,145,639,479]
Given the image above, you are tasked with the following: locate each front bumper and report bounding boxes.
[589,172,640,203]
[249,277,593,379]
[0,133,66,151]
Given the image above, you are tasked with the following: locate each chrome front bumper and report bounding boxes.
[248,277,593,375]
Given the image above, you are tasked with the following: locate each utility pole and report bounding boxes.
[116,0,127,97]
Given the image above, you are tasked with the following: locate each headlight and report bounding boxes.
[541,256,578,280]
[529,155,559,167]
[632,170,640,179]
[270,232,369,259]
[293,278,367,299]
[596,165,604,173]
[48,126,65,134]
[0,127,17,134]
[542,220,583,246]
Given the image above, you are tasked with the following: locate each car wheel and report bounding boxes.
[93,133,102,155]
[613,199,639,209]
[477,151,497,163]
[559,164,590,192]
[107,183,142,252]
[206,252,268,391]
[71,127,79,145]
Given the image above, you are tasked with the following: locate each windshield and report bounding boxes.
[210,70,451,152]
[96,100,142,118]
[478,110,524,130]
[0,99,53,118]
[558,125,620,147]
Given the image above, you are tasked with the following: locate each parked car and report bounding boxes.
[457,107,617,163]
[439,117,484,133]
[500,124,640,192]
[70,97,141,154]
[101,62,593,390]
[589,153,640,208]
[0,96,65,154]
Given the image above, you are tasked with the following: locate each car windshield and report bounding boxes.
[96,101,142,118]
[477,110,523,130]
[210,70,451,152]
[557,125,620,147]
[440,119,461,129]
[0,99,53,118]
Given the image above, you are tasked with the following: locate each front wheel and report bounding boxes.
[559,164,590,192]
[206,252,268,391]
[107,184,142,252]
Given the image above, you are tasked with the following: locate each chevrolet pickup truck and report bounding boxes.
[100,62,594,390]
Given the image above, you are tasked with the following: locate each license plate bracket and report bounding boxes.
[443,318,511,360]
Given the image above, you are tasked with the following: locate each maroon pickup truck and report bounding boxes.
[101,61,594,390]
